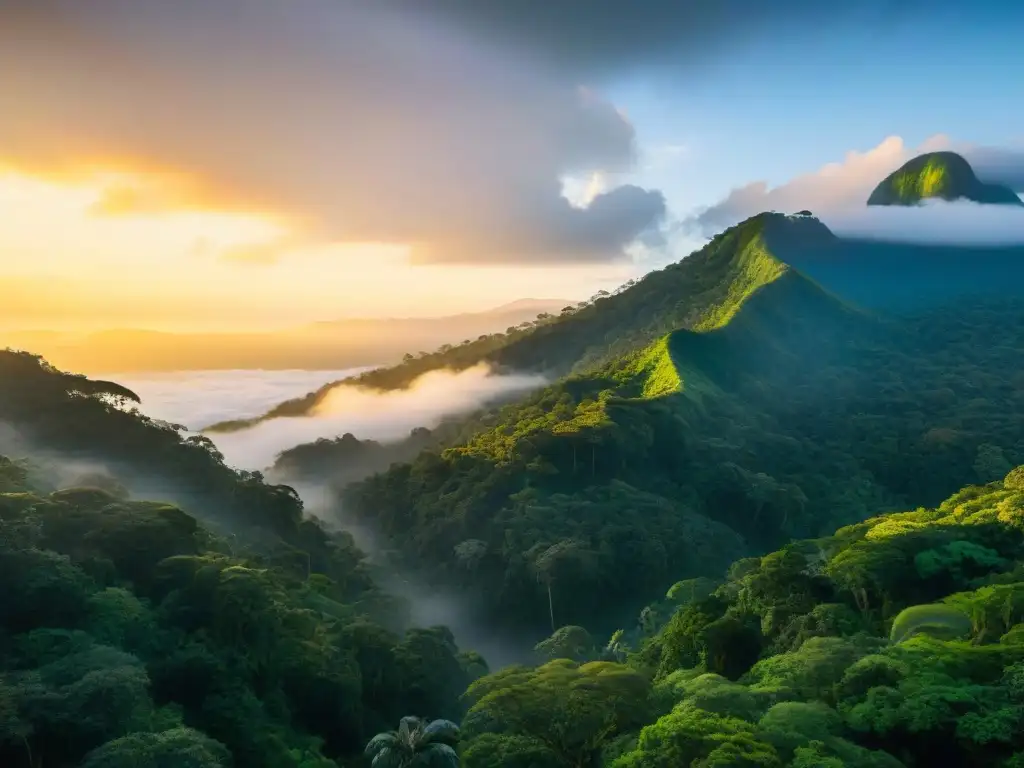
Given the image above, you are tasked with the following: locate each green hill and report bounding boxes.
[457,466,1024,768]
[867,151,1023,207]
[0,352,491,767]
[323,213,1024,639]
[206,211,1024,432]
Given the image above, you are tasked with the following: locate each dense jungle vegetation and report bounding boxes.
[4,208,1024,766]
[0,351,486,766]
[5,439,1024,766]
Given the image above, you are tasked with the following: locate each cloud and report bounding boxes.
[202,364,545,471]
[966,144,1024,192]
[390,0,933,76]
[108,368,371,431]
[0,1,671,265]
[1,0,941,266]
[687,134,1024,239]
[827,198,1024,245]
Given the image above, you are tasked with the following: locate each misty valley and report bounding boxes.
[4,144,1024,768]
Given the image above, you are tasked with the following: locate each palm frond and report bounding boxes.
[414,743,460,768]
[365,732,398,756]
[397,715,422,743]
[370,745,401,768]
[421,719,461,745]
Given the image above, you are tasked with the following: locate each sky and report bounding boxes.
[1,0,1023,332]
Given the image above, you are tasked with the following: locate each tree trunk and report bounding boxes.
[547,582,555,632]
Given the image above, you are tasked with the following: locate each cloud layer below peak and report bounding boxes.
[687,135,1024,245]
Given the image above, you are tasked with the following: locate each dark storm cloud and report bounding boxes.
[386,0,932,75]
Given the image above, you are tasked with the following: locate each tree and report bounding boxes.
[454,539,488,573]
[534,626,595,662]
[364,717,460,768]
[464,660,650,768]
[528,539,597,632]
[975,444,1013,482]
[80,727,231,768]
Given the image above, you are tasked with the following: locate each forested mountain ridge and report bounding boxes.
[204,212,845,431]
[205,210,1024,432]
[328,211,1024,640]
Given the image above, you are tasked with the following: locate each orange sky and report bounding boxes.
[0,166,636,332]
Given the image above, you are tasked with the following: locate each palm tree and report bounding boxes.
[364,717,460,768]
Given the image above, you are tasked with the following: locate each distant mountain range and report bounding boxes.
[0,298,573,373]
[867,150,1023,207]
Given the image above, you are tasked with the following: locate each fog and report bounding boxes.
[70,362,548,666]
[822,198,1024,245]
[110,368,368,431]
[205,363,546,471]
[294,479,536,669]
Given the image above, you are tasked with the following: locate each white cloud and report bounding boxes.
[826,197,1024,245]
[204,364,546,471]
[686,134,1024,244]
[111,368,368,430]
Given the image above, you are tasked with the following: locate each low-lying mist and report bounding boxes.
[295,480,537,669]
[822,198,1024,245]
[205,363,546,471]
[111,368,367,430]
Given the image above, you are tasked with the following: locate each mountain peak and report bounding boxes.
[867,151,1023,207]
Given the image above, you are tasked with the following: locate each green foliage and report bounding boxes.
[80,727,232,768]
[364,716,460,768]
[462,659,651,768]
[619,474,1024,766]
[889,604,973,644]
[0,471,478,767]
[534,625,596,662]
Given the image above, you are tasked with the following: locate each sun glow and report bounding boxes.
[0,163,625,334]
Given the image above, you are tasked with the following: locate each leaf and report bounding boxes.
[422,718,461,745]
[416,742,460,768]
[365,733,398,756]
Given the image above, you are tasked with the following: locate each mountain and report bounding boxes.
[240,212,1024,641]
[210,212,1024,430]
[0,298,572,373]
[867,150,1023,207]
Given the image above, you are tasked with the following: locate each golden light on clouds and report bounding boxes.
[0,163,629,333]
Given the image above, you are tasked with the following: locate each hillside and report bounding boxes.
[457,467,1024,768]
[0,350,493,767]
[6,373,1024,768]
[309,213,1024,641]
[204,214,849,431]
[207,212,1024,432]
[0,298,571,374]
[867,151,1023,207]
